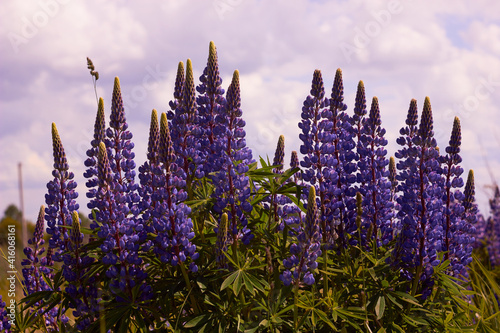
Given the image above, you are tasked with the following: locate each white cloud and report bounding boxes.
[461,21,500,56]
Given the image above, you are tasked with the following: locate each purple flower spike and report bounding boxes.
[0,295,11,331]
[107,77,137,194]
[211,70,253,243]
[51,122,69,171]
[290,150,299,169]
[196,43,227,178]
[64,212,98,327]
[392,97,445,294]
[147,109,160,163]
[45,123,79,260]
[486,186,500,266]
[170,59,204,183]
[418,97,434,144]
[310,69,325,99]
[22,206,65,330]
[110,77,126,131]
[463,170,477,213]
[290,150,301,184]
[355,96,393,247]
[174,61,185,101]
[298,69,339,245]
[353,81,367,136]
[273,134,285,173]
[23,206,49,295]
[440,117,464,261]
[326,69,357,247]
[84,98,105,208]
[280,186,322,286]
[139,111,198,271]
[330,68,348,111]
[183,59,196,120]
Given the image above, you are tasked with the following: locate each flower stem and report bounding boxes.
[179,262,199,314]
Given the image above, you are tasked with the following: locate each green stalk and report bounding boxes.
[293,279,300,332]
[323,250,328,299]
[411,265,422,297]
[179,262,199,314]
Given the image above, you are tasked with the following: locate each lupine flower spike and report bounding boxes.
[84,97,106,220]
[281,186,322,286]
[45,123,79,262]
[356,96,393,247]
[212,69,253,244]
[64,212,99,330]
[393,97,443,298]
[23,206,66,329]
[0,296,11,331]
[440,117,466,268]
[170,59,204,185]
[298,69,338,244]
[197,41,225,173]
[273,134,285,173]
[137,109,161,234]
[486,186,500,266]
[462,170,480,249]
[328,68,356,247]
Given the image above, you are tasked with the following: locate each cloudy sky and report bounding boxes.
[1,0,499,221]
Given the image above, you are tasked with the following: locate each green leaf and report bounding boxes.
[391,291,422,307]
[368,267,377,281]
[220,271,238,291]
[385,292,403,310]
[391,323,405,333]
[259,319,269,328]
[313,308,336,330]
[233,270,243,295]
[244,326,260,333]
[242,272,255,296]
[246,273,268,293]
[375,296,385,319]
